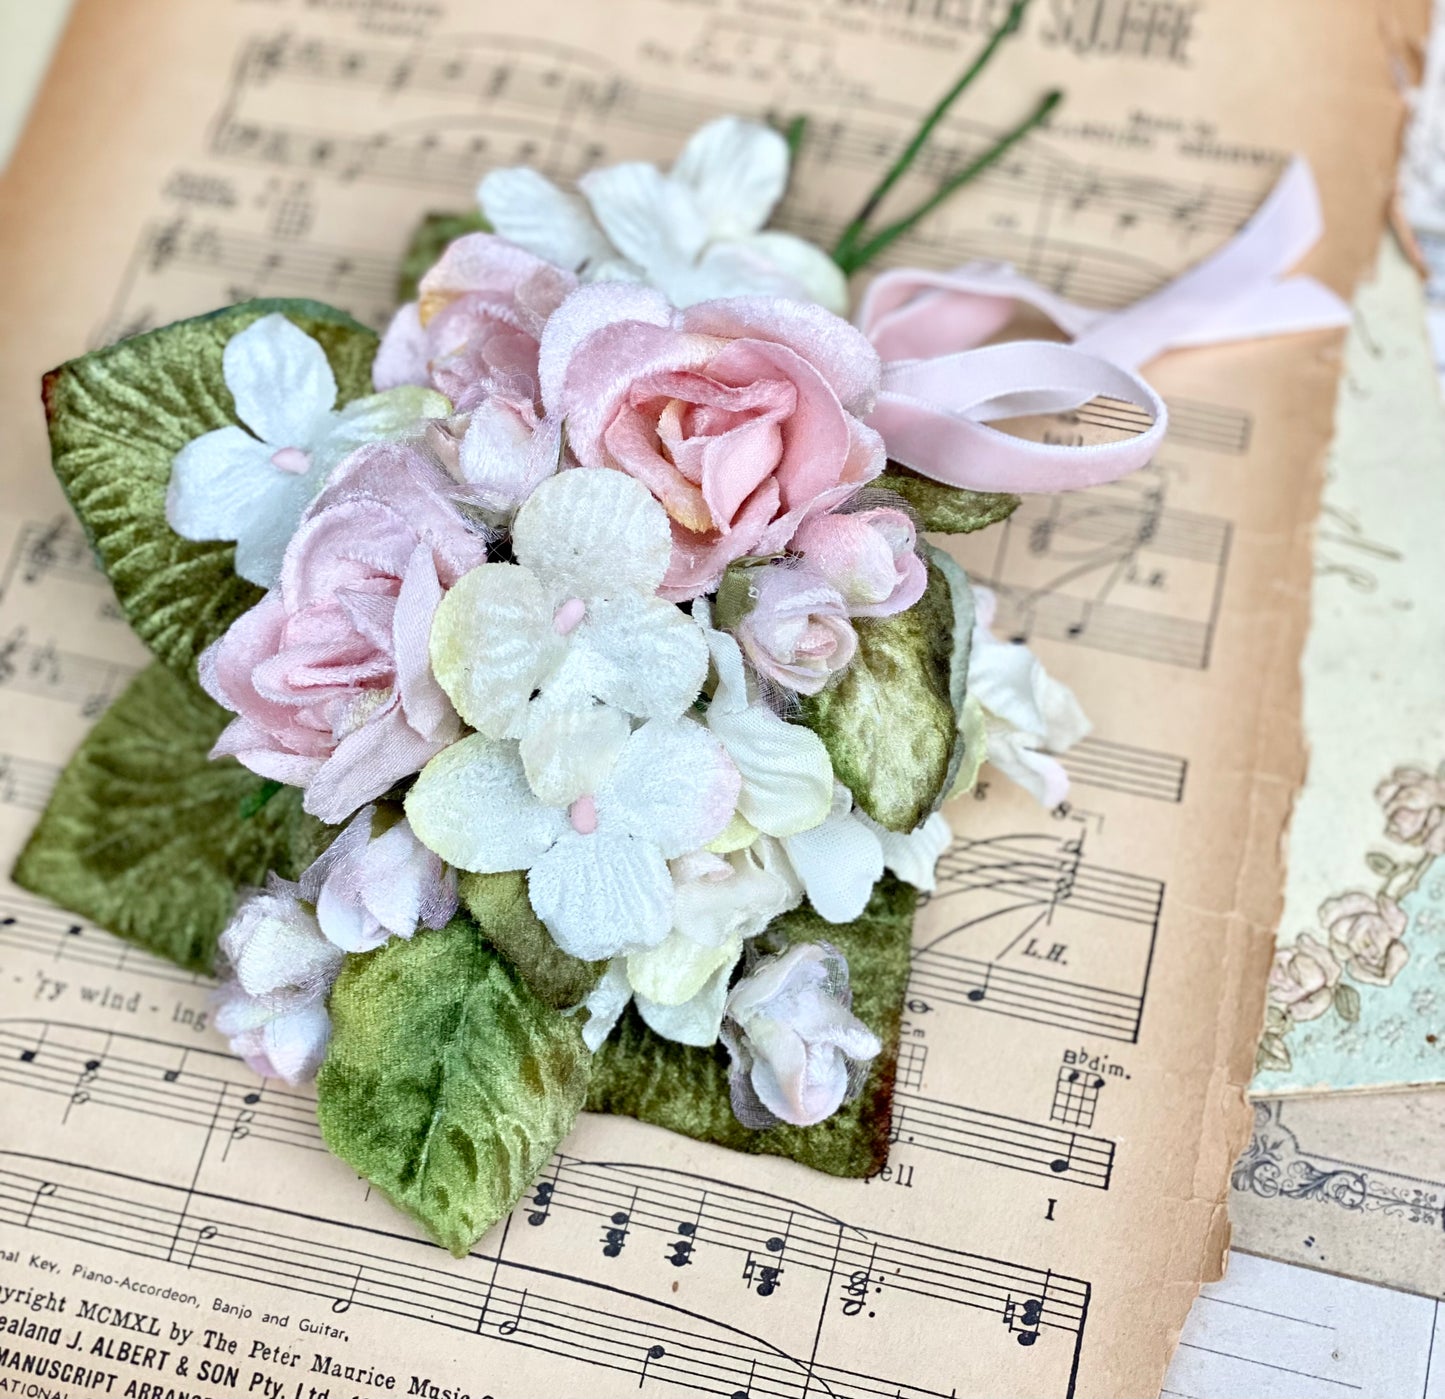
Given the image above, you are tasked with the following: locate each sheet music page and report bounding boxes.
[0,3,1411,1396]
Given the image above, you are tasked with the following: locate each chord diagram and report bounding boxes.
[915,833,1163,1044]
[1057,736,1187,804]
[1050,1067,1106,1131]
[896,1039,928,1091]
[890,1091,1115,1190]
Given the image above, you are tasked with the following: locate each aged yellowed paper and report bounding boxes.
[0,2,1411,1396]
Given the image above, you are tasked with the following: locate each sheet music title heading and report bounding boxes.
[829,0,1199,65]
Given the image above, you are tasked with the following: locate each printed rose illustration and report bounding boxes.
[1265,933,1341,1023]
[1320,891,1410,988]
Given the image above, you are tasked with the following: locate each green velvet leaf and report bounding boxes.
[588,878,917,1178]
[12,662,332,973]
[43,299,379,675]
[318,917,591,1257]
[880,463,1019,534]
[396,210,492,302]
[922,543,977,798]
[458,870,603,1009]
[800,557,958,832]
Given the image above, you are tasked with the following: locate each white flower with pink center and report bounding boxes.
[167,313,449,587]
[405,718,741,960]
[427,468,710,798]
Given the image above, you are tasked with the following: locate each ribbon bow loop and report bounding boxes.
[858,157,1350,495]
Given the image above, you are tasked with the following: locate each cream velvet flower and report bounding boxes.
[960,585,1090,808]
[479,117,847,313]
[429,469,708,799]
[406,719,740,960]
[167,314,448,587]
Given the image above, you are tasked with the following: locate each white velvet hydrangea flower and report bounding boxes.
[479,117,847,313]
[406,718,741,960]
[167,314,449,587]
[429,469,709,800]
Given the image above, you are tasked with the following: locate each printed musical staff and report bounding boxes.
[0,629,136,716]
[0,1152,1089,1399]
[0,891,206,988]
[1051,1067,1105,1131]
[0,518,107,599]
[0,752,59,812]
[956,479,1232,671]
[1057,736,1187,804]
[891,1091,1115,1190]
[916,834,1162,1043]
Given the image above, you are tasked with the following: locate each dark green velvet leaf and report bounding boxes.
[458,870,603,1009]
[880,463,1019,534]
[43,299,379,675]
[588,878,917,1178]
[800,557,958,832]
[318,917,591,1257]
[12,662,332,973]
[396,210,492,302]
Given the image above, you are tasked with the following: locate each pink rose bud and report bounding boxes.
[299,804,458,954]
[734,564,857,696]
[721,941,880,1128]
[213,876,343,1084]
[792,507,927,618]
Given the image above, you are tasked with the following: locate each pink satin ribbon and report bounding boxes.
[857,157,1352,494]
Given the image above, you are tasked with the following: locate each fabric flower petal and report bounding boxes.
[429,563,560,737]
[511,467,674,598]
[671,116,788,240]
[224,313,337,447]
[724,231,850,315]
[580,161,710,279]
[627,931,739,1008]
[321,386,450,465]
[528,827,674,958]
[708,702,833,838]
[519,704,632,807]
[637,957,737,1046]
[557,593,709,721]
[406,733,567,873]
[602,718,741,860]
[863,811,952,892]
[478,166,617,271]
[582,960,633,1052]
[781,790,884,923]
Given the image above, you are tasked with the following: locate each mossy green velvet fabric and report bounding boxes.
[587,877,917,1179]
[12,662,332,973]
[879,463,1019,534]
[318,916,591,1256]
[458,869,603,1010]
[800,557,959,832]
[42,299,379,677]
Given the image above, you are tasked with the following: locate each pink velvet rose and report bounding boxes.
[374,232,575,413]
[792,506,926,618]
[538,284,887,599]
[734,563,857,696]
[201,442,487,824]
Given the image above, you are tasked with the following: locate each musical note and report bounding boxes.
[333,1265,361,1314]
[497,1289,527,1337]
[638,1342,666,1386]
[23,1180,57,1227]
[668,1191,706,1268]
[602,1185,637,1257]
